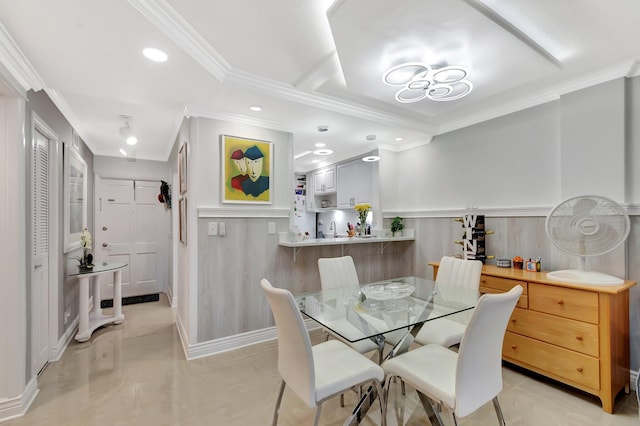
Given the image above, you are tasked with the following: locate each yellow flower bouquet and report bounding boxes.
[354,203,371,227]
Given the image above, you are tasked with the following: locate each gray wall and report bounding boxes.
[380,77,639,370]
[26,89,94,342]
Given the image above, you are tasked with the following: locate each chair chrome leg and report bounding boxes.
[401,379,405,396]
[492,396,506,426]
[417,391,446,426]
[272,379,286,426]
[313,403,323,426]
[375,380,387,426]
[340,393,345,407]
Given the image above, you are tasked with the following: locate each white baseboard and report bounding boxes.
[184,319,320,360]
[49,317,79,362]
[0,377,38,423]
[631,369,638,394]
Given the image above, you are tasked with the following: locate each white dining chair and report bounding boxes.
[317,256,382,360]
[260,279,386,426]
[382,285,522,426]
[413,256,482,348]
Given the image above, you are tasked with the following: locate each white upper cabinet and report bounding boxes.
[314,166,336,194]
[337,160,372,208]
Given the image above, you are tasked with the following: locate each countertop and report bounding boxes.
[279,234,414,247]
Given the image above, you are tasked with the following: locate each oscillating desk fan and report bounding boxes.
[545,195,630,285]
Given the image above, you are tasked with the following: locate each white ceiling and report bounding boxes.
[1,0,639,172]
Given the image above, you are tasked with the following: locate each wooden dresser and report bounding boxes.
[429,262,636,413]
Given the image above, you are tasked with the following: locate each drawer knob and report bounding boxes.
[575,336,583,341]
[511,318,516,323]
[556,300,564,305]
[576,367,583,373]
[511,345,517,350]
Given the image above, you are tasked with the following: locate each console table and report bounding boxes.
[70,262,127,342]
[430,261,636,413]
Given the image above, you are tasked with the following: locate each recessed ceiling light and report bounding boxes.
[119,149,127,156]
[313,149,333,156]
[395,137,404,141]
[362,156,380,162]
[250,105,262,112]
[315,142,326,148]
[142,47,168,62]
[126,136,138,146]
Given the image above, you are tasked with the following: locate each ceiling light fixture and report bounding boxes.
[250,105,262,112]
[382,62,473,102]
[395,137,404,141]
[119,115,138,146]
[142,47,168,62]
[294,150,312,160]
[313,149,333,156]
[362,155,380,162]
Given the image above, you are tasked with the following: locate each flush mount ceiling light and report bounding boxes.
[119,116,138,146]
[362,155,380,162]
[313,149,333,156]
[142,47,168,62]
[382,62,473,102]
[249,105,262,112]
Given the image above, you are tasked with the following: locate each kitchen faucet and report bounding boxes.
[330,221,337,238]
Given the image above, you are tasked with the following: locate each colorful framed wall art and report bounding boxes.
[221,135,272,204]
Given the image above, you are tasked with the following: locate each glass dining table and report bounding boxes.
[294,276,478,426]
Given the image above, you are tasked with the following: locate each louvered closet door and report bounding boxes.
[31,129,49,376]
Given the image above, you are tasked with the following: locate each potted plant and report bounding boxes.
[391,216,404,237]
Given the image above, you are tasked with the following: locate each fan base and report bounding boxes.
[547,270,623,286]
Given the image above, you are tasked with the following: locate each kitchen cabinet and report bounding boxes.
[337,160,372,208]
[305,173,316,211]
[429,262,636,414]
[314,166,336,194]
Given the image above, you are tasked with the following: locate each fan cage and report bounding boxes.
[545,195,630,257]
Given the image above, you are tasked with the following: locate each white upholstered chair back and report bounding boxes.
[454,285,522,418]
[260,279,316,407]
[318,256,359,290]
[435,256,482,323]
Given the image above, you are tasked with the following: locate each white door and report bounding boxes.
[96,178,166,299]
[31,128,50,376]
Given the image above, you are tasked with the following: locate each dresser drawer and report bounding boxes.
[529,283,598,324]
[481,286,528,309]
[507,308,599,357]
[503,332,600,390]
[480,275,527,294]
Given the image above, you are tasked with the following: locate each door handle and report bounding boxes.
[102,226,108,231]
[34,264,42,269]
[102,243,108,247]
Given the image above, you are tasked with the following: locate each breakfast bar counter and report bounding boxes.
[279,234,414,261]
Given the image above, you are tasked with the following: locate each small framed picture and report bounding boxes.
[525,261,537,272]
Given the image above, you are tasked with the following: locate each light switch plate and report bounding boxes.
[208,222,218,236]
[219,222,226,236]
[268,222,275,234]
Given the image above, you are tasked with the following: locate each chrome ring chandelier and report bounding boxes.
[382,62,473,103]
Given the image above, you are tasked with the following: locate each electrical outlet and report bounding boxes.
[219,222,226,236]
[208,221,218,236]
[268,222,275,234]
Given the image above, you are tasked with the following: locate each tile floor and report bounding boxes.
[5,296,639,426]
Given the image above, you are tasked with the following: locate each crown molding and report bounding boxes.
[128,0,230,81]
[0,22,45,93]
[437,59,639,135]
[185,104,293,133]
[226,68,436,133]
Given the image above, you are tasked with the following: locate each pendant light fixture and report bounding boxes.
[119,115,138,146]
